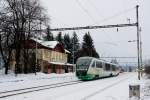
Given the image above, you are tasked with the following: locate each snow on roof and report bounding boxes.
[65,49,71,53]
[66,63,74,66]
[31,38,71,52]
[49,61,73,66]
[41,41,58,49]
[31,38,59,49]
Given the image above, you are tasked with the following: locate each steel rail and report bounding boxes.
[0,80,83,98]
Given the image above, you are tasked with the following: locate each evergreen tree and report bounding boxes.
[82,32,94,50]
[44,26,54,41]
[77,32,99,58]
[110,59,118,64]
[71,32,80,63]
[63,34,72,63]
[71,32,80,52]
[56,32,63,44]
[64,34,72,51]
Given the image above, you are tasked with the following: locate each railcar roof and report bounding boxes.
[78,57,119,66]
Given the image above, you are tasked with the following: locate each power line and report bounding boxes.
[77,0,134,25]
[85,0,115,43]
[86,0,104,19]
[94,7,135,25]
[75,0,98,24]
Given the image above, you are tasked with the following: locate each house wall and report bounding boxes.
[10,48,68,74]
[42,49,68,63]
[10,49,42,73]
[9,38,72,74]
[40,49,68,74]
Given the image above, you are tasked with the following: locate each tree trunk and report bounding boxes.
[4,63,8,74]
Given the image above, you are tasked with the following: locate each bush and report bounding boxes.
[144,65,150,74]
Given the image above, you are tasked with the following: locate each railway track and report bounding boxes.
[0,80,83,98]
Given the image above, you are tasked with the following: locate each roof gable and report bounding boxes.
[31,38,59,49]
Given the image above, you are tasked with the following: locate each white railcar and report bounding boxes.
[76,57,120,80]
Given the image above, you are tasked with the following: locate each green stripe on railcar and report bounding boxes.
[77,74,95,80]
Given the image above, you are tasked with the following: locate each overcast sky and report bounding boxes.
[39,0,150,65]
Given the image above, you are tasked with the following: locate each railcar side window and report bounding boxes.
[105,63,111,71]
[96,61,102,68]
[112,65,116,71]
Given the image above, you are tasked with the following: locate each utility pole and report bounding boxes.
[139,27,143,76]
[136,5,140,80]
[73,36,75,65]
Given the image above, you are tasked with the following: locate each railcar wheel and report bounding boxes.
[110,73,113,77]
[95,75,99,79]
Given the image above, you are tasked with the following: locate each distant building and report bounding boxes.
[10,38,74,74]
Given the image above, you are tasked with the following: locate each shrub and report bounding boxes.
[144,65,150,74]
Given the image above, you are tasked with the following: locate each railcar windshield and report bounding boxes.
[76,58,92,70]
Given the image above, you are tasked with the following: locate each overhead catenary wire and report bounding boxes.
[86,0,104,19]
[77,0,135,25]
[75,0,98,24]
[75,1,135,46]
[85,0,115,44]
[94,7,135,25]
[76,0,135,26]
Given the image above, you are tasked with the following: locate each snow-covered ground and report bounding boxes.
[0,69,78,92]
[0,70,150,100]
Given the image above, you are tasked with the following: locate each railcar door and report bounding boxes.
[104,63,112,76]
[96,61,103,77]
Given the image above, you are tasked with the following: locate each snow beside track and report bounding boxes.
[0,70,78,92]
[0,71,150,100]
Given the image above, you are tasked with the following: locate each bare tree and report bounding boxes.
[144,60,150,75]
[0,0,49,74]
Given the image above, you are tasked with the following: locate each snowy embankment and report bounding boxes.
[0,70,150,100]
[141,75,150,100]
[88,73,150,100]
[0,69,78,92]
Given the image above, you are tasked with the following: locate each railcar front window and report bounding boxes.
[76,59,92,70]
